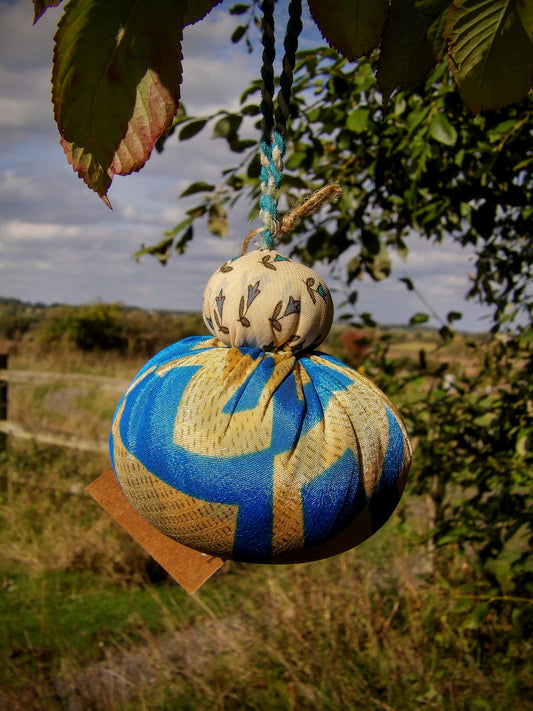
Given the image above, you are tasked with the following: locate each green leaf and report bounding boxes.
[399,277,415,291]
[208,203,228,237]
[360,312,378,328]
[241,103,260,116]
[231,25,247,43]
[52,0,184,203]
[366,244,391,281]
[163,215,193,238]
[175,224,194,255]
[230,4,250,15]
[447,310,463,323]
[429,112,458,145]
[410,312,430,325]
[33,0,64,23]
[183,0,222,26]
[179,119,209,140]
[133,236,174,265]
[439,324,454,342]
[308,0,389,59]
[361,229,380,255]
[213,114,242,139]
[346,108,370,133]
[377,0,450,105]
[228,138,256,153]
[463,603,490,629]
[446,0,533,112]
[180,181,215,197]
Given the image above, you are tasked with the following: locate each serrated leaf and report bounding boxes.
[180,181,215,197]
[446,0,533,112]
[53,0,184,203]
[429,112,458,145]
[33,0,64,23]
[377,0,450,105]
[179,118,208,140]
[183,0,222,26]
[308,0,389,60]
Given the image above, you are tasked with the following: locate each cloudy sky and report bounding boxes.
[0,0,494,331]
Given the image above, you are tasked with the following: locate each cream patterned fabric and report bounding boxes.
[203,250,334,352]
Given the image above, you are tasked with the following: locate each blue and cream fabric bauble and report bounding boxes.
[110,251,411,563]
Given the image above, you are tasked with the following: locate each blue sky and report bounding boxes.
[0,0,494,331]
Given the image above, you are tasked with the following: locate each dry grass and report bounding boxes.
[0,332,531,711]
[3,524,529,711]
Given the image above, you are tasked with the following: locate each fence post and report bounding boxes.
[0,354,7,451]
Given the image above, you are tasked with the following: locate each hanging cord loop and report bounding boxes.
[243,183,342,255]
[258,0,303,250]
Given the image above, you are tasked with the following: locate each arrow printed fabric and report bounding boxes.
[110,336,411,563]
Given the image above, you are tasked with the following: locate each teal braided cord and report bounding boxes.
[259,130,285,249]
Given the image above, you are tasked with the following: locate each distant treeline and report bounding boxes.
[0,296,486,364]
[0,297,208,356]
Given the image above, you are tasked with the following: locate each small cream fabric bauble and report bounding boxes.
[203,250,334,352]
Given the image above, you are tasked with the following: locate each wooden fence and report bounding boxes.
[0,354,129,454]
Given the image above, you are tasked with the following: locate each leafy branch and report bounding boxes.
[151,46,532,333]
[33,0,533,204]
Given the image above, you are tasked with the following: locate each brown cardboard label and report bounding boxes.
[87,467,224,594]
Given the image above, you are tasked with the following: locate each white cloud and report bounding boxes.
[1,220,82,241]
[0,1,57,71]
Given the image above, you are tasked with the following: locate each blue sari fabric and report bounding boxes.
[110,336,411,563]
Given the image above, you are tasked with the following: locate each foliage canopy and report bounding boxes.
[34,0,533,203]
[149,50,532,334]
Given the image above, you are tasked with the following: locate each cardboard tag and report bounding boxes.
[87,467,224,594]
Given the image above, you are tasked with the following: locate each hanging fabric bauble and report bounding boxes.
[109,251,412,564]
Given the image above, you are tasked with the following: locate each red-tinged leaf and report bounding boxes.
[184,0,222,26]
[53,0,184,202]
[377,0,450,105]
[446,0,533,112]
[308,0,389,59]
[110,68,180,177]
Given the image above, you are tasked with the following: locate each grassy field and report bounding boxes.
[0,324,531,710]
